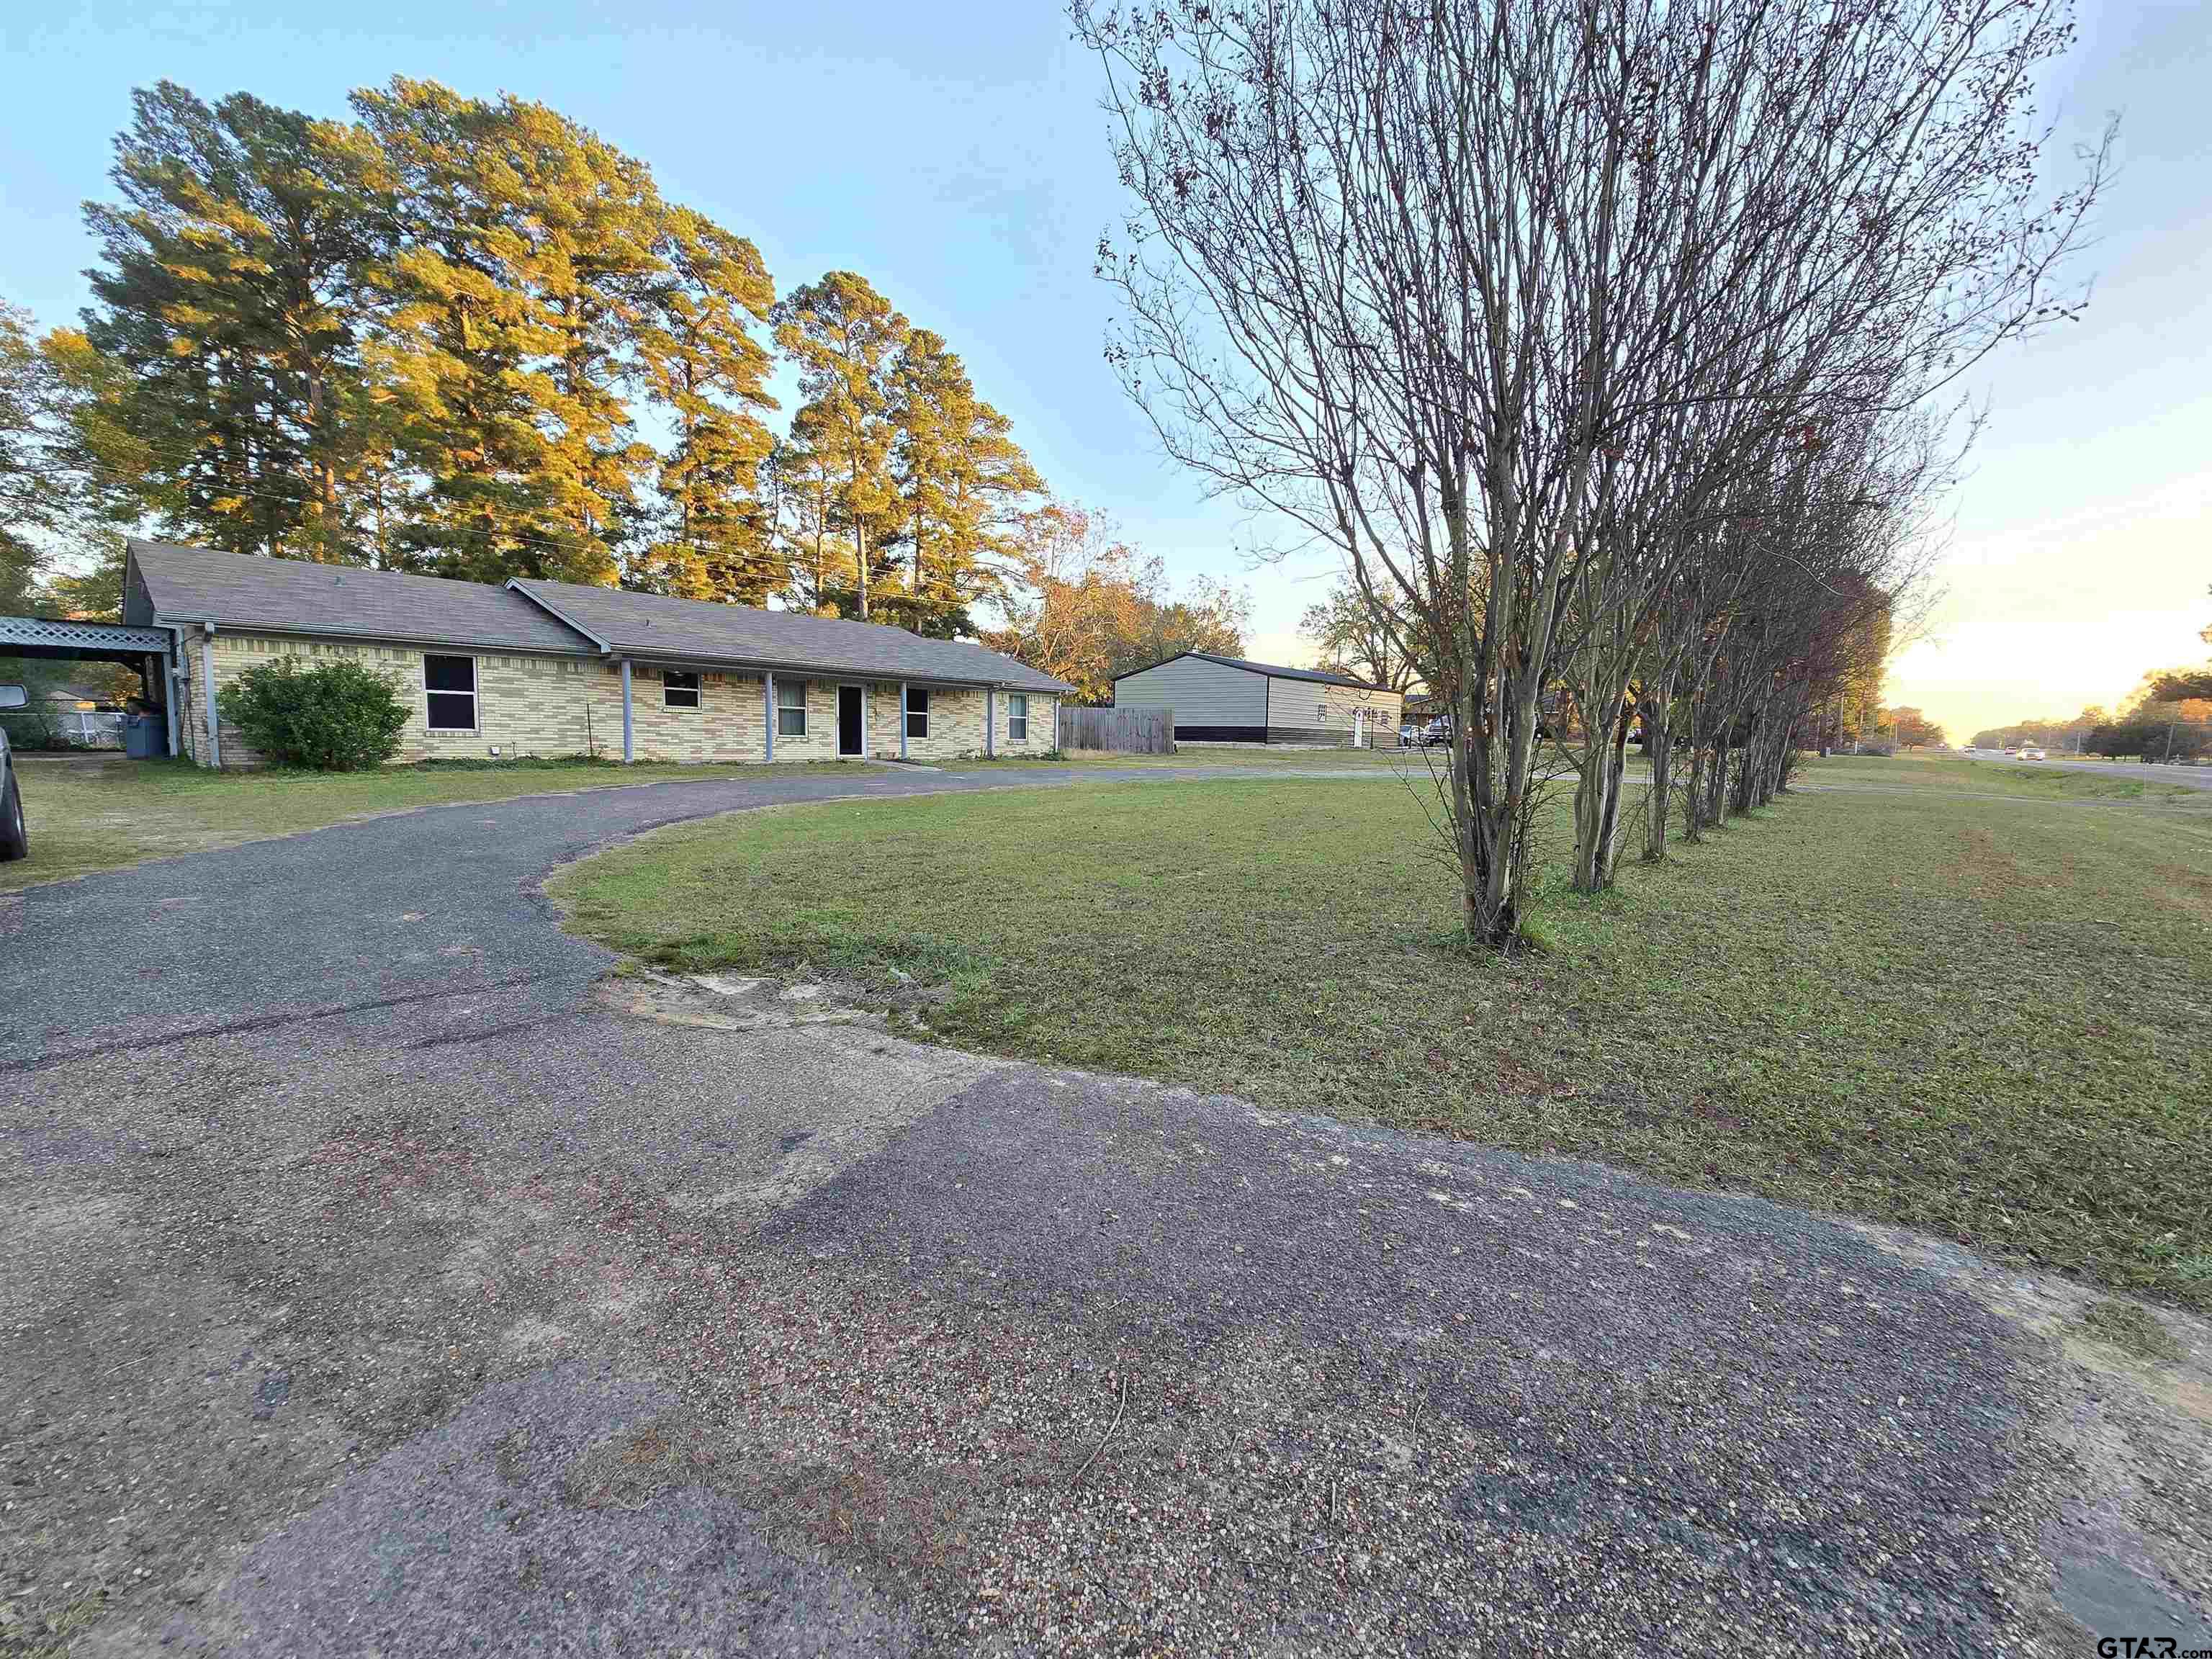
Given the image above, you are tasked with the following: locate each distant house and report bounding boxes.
[0,683,129,748]
[44,684,127,748]
[1110,650,1403,745]
[120,539,1071,769]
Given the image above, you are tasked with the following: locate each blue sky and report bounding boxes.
[1,0,2205,737]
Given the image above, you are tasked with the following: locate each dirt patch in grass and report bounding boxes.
[2078,1299,2188,1364]
[552,763,2212,1309]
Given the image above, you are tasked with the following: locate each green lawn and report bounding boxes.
[1,752,849,891]
[552,756,2212,1308]
[938,743,1437,770]
[1817,751,2202,802]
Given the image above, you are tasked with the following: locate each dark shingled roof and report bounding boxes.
[510,577,1072,691]
[126,540,595,657]
[1113,649,1393,692]
[122,541,1074,692]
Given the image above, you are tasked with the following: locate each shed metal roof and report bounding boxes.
[1112,649,1393,692]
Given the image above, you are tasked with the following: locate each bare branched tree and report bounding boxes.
[1075,0,2108,943]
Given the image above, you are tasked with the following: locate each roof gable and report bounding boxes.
[1114,649,1390,692]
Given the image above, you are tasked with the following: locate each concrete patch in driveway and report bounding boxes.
[176,1365,914,1658]
[1856,1223,2212,1642]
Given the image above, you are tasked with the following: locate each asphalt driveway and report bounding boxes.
[3,765,2206,1655]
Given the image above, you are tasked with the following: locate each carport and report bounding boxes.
[0,613,181,755]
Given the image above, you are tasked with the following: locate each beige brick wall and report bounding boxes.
[994,689,1056,755]
[846,682,1008,761]
[175,632,1055,769]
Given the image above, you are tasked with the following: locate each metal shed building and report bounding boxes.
[1110,650,1402,745]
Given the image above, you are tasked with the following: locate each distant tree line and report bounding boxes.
[0,77,1252,673]
[1974,588,2212,763]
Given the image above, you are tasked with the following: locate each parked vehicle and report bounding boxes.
[0,684,29,862]
[2019,746,2046,760]
[1398,721,1421,747]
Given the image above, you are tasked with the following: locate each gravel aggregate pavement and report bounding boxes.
[3,764,2205,1655]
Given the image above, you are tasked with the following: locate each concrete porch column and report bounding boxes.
[620,659,634,763]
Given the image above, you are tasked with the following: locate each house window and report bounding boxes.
[424,654,477,732]
[906,686,930,739]
[776,677,808,737]
[662,669,701,710]
[1007,693,1028,741]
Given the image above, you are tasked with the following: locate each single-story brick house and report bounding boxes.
[122,540,1070,768]
[1110,650,1402,745]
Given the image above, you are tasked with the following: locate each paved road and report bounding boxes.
[1977,754,2212,791]
[2,765,2203,1655]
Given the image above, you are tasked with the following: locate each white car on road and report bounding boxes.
[2018,747,2046,760]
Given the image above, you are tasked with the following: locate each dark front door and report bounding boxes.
[838,684,863,756]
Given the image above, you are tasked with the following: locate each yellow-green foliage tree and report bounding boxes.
[81,83,379,563]
[889,328,1043,637]
[352,79,669,584]
[53,78,1052,624]
[772,272,908,619]
[634,207,781,602]
[983,500,1249,703]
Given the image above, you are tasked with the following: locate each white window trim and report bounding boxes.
[776,677,809,738]
[1008,693,1029,742]
[423,652,480,734]
[662,668,702,711]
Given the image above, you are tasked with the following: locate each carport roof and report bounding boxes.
[0,613,171,657]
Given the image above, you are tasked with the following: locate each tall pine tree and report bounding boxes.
[352,80,667,584]
[634,207,781,602]
[81,83,378,562]
[889,329,1041,637]
[772,272,907,619]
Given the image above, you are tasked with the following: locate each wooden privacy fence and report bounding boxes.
[1058,703,1175,754]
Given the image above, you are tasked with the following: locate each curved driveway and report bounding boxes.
[2,765,2202,1655]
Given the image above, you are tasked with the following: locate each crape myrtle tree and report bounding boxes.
[1075,0,2107,944]
[1670,406,1933,842]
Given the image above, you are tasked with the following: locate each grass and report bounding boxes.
[1815,751,2203,803]
[0,742,1524,894]
[0,752,850,891]
[2076,1298,2187,1364]
[933,744,1438,770]
[552,753,2212,1310]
